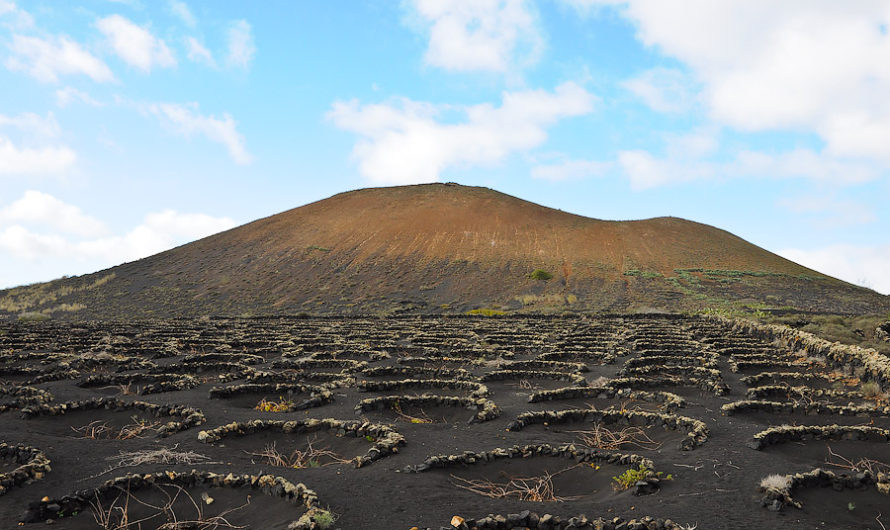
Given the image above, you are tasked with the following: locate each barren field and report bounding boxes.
[1,315,889,529]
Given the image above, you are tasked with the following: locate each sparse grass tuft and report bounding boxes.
[624,269,662,279]
[861,381,885,400]
[466,308,506,317]
[759,473,791,493]
[17,311,50,322]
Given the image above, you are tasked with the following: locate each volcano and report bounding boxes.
[1,183,886,319]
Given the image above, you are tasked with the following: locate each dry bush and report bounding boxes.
[450,466,579,502]
[85,445,216,480]
[570,423,662,451]
[91,483,250,530]
[825,445,890,476]
[71,417,163,440]
[254,396,294,412]
[515,379,539,390]
[392,401,433,424]
[72,420,114,440]
[589,376,611,387]
[861,381,887,402]
[247,438,352,469]
[95,382,137,396]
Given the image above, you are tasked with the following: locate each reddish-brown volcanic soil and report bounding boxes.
[1,315,889,529]
[2,183,886,319]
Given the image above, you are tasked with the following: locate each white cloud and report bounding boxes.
[567,1,890,165]
[0,226,68,261]
[779,245,890,295]
[622,67,695,113]
[96,14,176,72]
[0,137,76,175]
[74,210,235,263]
[147,102,251,164]
[531,158,612,181]
[0,192,236,270]
[0,190,107,237]
[169,0,196,27]
[225,19,255,69]
[328,81,596,184]
[5,34,114,83]
[185,37,214,66]
[0,113,75,176]
[406,0,543,73]
[55,86,102,108]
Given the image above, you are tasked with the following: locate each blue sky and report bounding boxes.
[1,0,889,294]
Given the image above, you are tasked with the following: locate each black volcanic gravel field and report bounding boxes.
[1,315,889,529]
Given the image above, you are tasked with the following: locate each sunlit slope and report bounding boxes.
[1,183,886,318]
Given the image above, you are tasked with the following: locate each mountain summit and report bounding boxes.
[2,183,886,318]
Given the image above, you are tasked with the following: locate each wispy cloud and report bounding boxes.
[225,19,255,69]
[146,102,252,164]
[0,0,34,30]
[55,86,103,108]
[0,112,75,176]
[0,111,61,138]
[96,14,176,72]
[622,67,696,113]
[612,127,879,190]
[168,0,196,27]
[185,36,214,66]
[778,195,876,228]
[5,34,114,83]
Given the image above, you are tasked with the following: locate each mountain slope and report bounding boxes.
[2,183,887,319]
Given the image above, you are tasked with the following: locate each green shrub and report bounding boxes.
[612,465,671,491]
[313,509,338,529]
[528,269,553,281]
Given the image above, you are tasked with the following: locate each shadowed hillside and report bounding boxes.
[1,183,887,319]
